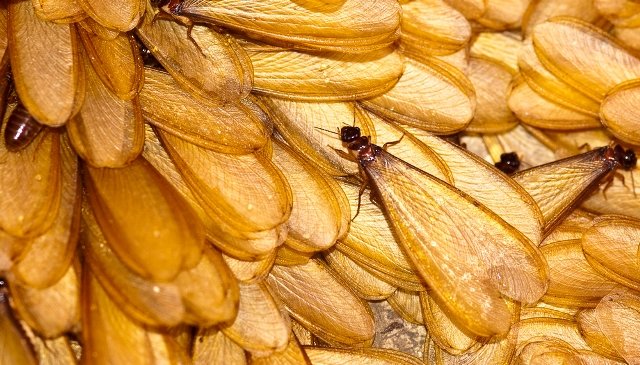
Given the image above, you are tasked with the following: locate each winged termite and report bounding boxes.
[593,288,640,364]
[0,107,61,239]
[303,347,424,365]
[532,17,640,102]
[362,54,476,134]
[493,125,557,168]
[601,78,640,145]
[521,0,600,38]
[476,0,529,30]
[323,248,396,301]
[581,215,640,291]
[31,0,86,23]
[576,309,626,361]
[76,0,144,32]
[220,282,291,356]
[336,126,548,337]
[4,100,44,152]
[66,47,144,168]
[513,144,637,236]
[245,41,403,102]
[152,0,401,53]
[10,134,79,289]
[137,7,253,103]
[508,77,600,130]
[539,239,618,308]
[78,29,144,101]
[82,199,186,327]
[266,259,376,347]
[8,262,80,338]
[495,152,521,174]
[465,56,518,133]
[399,0,471,58]
[8,0,84,127]
[81,268,155,365]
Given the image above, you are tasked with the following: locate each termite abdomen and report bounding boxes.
[4,102,44,152]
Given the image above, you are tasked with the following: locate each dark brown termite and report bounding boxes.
[4,101,44,152]
[495,152,521,174]
[337,125,402,220]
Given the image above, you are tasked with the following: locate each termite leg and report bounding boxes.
[601,174,621,200]
[185,23,205,54]
[577,142,592,152]
[382,134,405,151]
[330,147,356,162]
[353,169,369,222]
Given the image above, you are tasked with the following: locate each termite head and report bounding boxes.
[340,126,361,143]
[613,145,637,170]
[495,152,520,174]
[604,144,637,170]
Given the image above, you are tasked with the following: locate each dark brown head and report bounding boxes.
[604,144,637,171]
[495,152,520,174]
[340,126,361,143]
[613,144,637,170]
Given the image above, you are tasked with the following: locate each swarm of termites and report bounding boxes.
[1,0,640,364]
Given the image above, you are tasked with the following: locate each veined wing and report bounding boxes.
[363,149,548,336]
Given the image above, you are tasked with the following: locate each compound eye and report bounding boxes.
[340,126,361,143]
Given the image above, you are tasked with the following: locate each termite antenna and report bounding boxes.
[631,170,637,198]
[314,126,339,135]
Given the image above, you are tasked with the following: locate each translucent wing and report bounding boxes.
[363,149,548,336]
